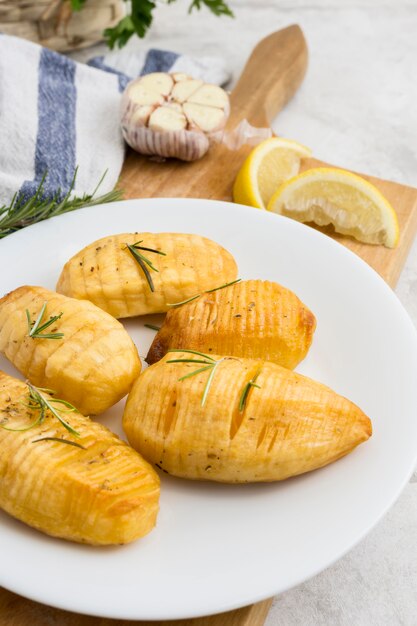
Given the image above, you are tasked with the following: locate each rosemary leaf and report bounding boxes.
[167,294,200,307]
[0,413,44,432]
[201,359,223,407]
[0,168,123,239]
[238,370,262,412]
[126,240,166,293]
[166,349,223,406]
[166,358,214,366]
[27,384,80,437]
[136,244,166,256]
[32,437,85,449]
[178,365,213,382]
[168,278,242,308]
[205,278,242,293]
[144,323,161,331]
[27,302,64,340]
[128,245,155,291]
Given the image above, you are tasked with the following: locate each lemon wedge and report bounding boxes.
[267,167,399,248]
[233,137,312,209]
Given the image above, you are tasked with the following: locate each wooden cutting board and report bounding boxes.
[1,23,417,626]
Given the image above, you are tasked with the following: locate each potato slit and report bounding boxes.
[267,428,279,453]
[162,389,178,437]
[256,423,268,449]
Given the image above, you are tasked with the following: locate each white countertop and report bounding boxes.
[75,2,417,623]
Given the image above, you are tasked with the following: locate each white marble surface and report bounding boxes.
[74,1,417,623]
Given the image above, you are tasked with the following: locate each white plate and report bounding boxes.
[1,198,417,621]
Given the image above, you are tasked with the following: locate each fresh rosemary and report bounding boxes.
[144,323,161,331]
[238,370,261,412]
[31,437,85,450]
[167,349,262,410]
[126,240,166,292]
[0,168,123,239]
[26,302,64,340]
[168,278,242,308]
[167,349,223,407]
[1,384,80,437]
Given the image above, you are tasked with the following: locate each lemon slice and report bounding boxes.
[267,167,399,248]
[233,137,312,209]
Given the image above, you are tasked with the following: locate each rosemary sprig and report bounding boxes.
[238,370,262,412]
[168,278,242,308]
[167,349,222,407]
[0,384,80,437]
[32,437,85,449]
[26,302,64,340]
[126,240,166,292]
[0,168,123,239]
[167,349,262,411]
[144,323,161,331]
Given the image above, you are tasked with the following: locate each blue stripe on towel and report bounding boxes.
[87,57,129,92]
[19,49,77,201]
[140,49,179,75]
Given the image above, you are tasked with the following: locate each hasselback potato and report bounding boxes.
[56,232,238,318]
[123,352,372,483]
[0,286,141,415]
[147,279,316,369]
[0,372,159,545]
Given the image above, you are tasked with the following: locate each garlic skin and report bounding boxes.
[121,72,230,162]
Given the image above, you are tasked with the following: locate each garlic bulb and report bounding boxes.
[120,72,230,161]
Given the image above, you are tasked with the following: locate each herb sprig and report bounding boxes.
[0,169,123,240]
[168,278,241,308]
[32,437,85,450]
[167,349,262,410]
[1,384,80,438]
[167,349,223,407]
[144,323,161,331]
[26,302,64,340]
[238,370,261,412]
[126,240,166,292]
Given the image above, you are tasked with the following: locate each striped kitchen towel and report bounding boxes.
[0,34,229,206]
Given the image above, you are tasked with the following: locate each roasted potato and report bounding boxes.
[147,279,316,369]
[0,286,141,415]
[0,371,159,545]
[56,232,238,318]
[123,352,372,483]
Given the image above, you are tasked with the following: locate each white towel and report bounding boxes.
[0,35,230,206]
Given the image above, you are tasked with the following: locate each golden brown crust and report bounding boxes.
[146,279,316,368]
[123,353,371,483]
[0,286,141,415]
[56,232,238,318]
[0,371,160,545]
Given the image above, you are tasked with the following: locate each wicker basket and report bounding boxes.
[0,0,125,52]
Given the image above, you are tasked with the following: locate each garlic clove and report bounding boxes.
[131,105,155,126]
[171,79,204,103]
[138,72,174,96]
[149,106,187,132]
[183,102,226,133]
[187,84,229,109]
[128,84,164,107]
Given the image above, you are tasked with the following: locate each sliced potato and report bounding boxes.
[56,233,238,318]
[123,353,372,483]
[0,286,141,415]
[147,279,316,369]
[0,371,159,545]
